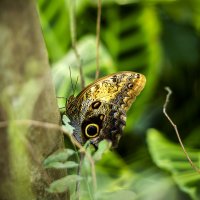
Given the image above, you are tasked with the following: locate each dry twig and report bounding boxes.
[163,87,200,173]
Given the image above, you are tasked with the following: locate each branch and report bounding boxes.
[163,87,200,173]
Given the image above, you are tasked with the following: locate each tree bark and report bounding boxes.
[0,0,68,199]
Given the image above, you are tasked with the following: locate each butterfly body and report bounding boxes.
[66,71,146,148]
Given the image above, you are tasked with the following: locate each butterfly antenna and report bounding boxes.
[69,66,75,95]
[73,76,79,96]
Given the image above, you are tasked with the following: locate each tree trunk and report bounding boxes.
[0,0,68,199]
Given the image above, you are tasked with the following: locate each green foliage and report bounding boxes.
[147,129,200,200]
[47,175,83,193]
[62,115,74,134]
[37,0,70,61]
[93,140,111,161]
[43,148,78,169]
[38,0,200,199]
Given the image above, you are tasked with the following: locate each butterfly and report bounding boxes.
[66,71,146,149]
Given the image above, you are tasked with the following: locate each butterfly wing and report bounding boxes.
[66,71,146,148]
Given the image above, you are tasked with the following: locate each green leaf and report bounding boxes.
[47,175,83,193]
[98,190,136,200]
[44,161,78,169]
[62,114,70,125]
[62,115,74,135]
[43,149,76,167]
[93,140,111,161]
[147,129,200,200]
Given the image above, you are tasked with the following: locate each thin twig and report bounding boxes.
[69,0,85,89]
[0,119,97,187]
[95,0,102,80]
[163,87,200,173]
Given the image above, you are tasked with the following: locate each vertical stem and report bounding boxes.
[95,0,102,80]
[69,0,85,89]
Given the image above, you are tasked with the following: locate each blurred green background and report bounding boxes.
[38,0,200,199]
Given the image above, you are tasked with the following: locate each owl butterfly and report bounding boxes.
[66,71,146,149]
